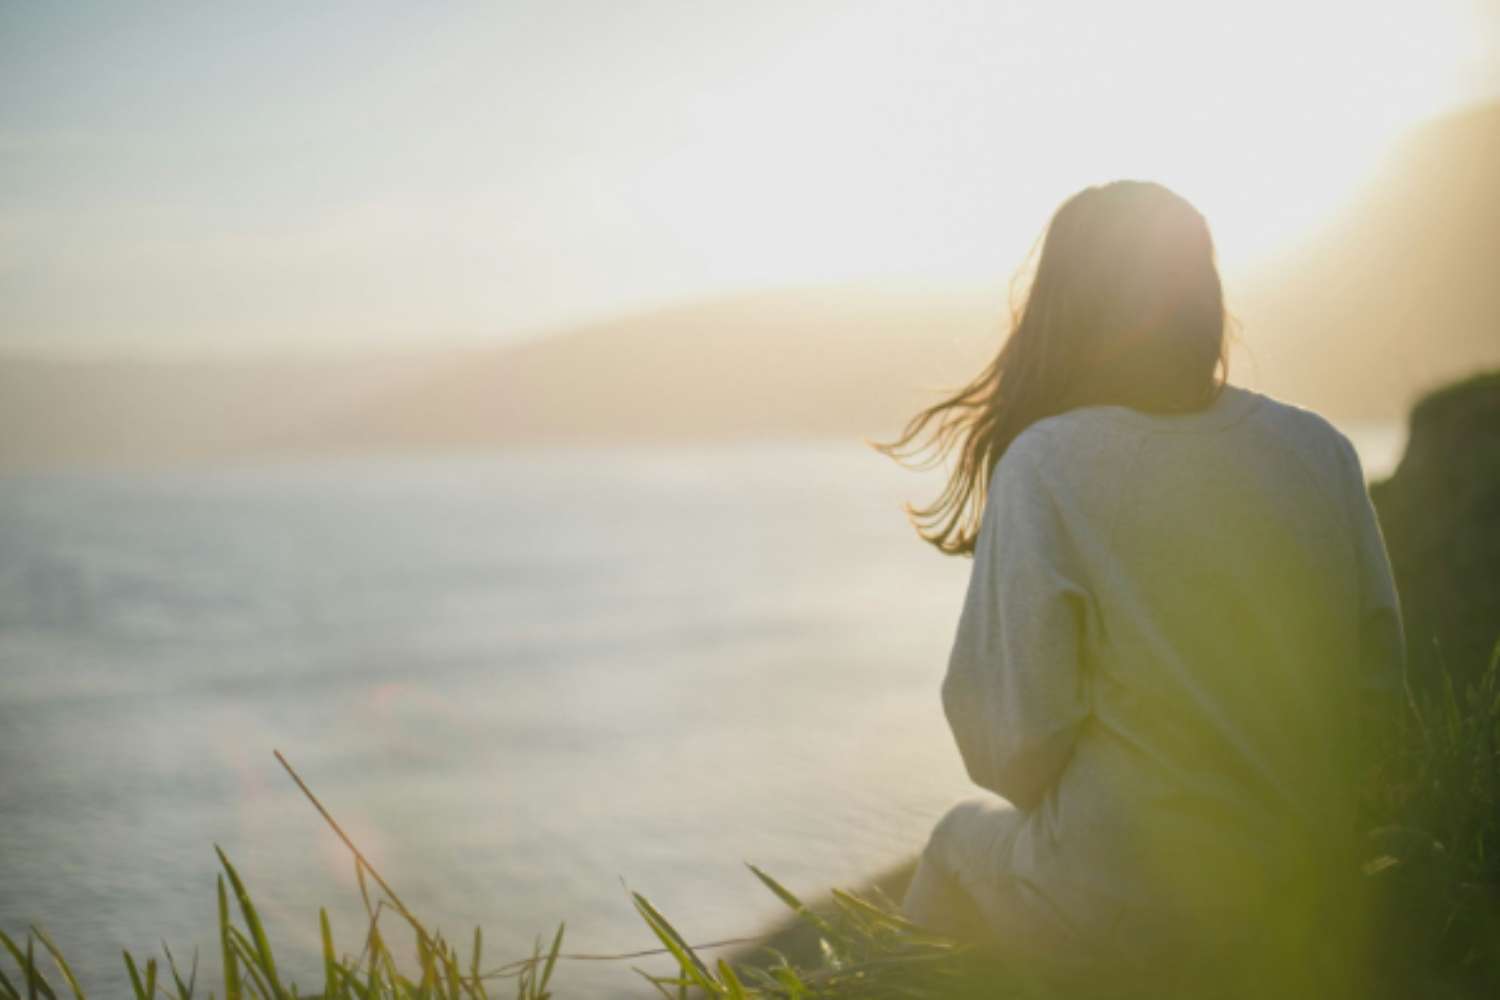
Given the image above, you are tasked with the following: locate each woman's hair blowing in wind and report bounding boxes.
[876,180,1231,556]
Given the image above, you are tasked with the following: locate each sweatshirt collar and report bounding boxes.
[1087,383,1264,433]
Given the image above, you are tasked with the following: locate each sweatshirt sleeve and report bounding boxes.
[942,436,1091,811]
[1337,435,1405,695]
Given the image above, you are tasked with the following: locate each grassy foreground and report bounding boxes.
[4,642,1498,1000]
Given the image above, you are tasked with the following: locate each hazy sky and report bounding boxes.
[4,1,1498,358]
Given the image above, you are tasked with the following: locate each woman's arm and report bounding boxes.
[1337,435,1406,759]
[942,435,1091,812]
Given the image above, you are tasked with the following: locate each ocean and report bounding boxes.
[0,426,1404,996]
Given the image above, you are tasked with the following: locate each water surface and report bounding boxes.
[0,426,1405,995]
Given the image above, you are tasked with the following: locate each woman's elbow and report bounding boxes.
[947,741,1049,812]
[989,731,1078,812]
[988,762,1049,812]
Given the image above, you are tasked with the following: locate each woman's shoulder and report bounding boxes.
[1235,387,1364,477]
[996,407,1141,499]
[1236,384,1337,433]
[1000,384,1364,496]
[1003,400,1148,466]
[1028,383,1353,452]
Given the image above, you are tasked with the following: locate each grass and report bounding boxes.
[1358,640,1500,992]
[3,640,1498,999]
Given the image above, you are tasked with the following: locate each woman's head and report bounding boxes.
[878,180,1230,556]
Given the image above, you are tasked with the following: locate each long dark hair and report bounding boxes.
[876,180,1230,556]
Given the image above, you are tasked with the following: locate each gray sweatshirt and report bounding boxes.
[942,382,1404,952]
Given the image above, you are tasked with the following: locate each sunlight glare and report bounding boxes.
[653,0,1482,289]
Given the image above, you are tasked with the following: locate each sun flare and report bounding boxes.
[650,0,1485,297]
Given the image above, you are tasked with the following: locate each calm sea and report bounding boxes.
[0,426,1403,996]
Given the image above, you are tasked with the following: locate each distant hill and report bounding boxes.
[3,103,1497,469]
[1231,102,1500,415]
[258,286,1001,453]
[0,288,1003,469]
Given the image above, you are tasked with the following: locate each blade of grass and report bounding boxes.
[214,847,282,996]
[122,953,146,1000]
[225,929,273,999]
[362,917,382,998]
[350,901,386,974]
[715,959,749,1000]
[470,927,484,1000]
[438,944,462,1000]
[830,888,939,938]
[0,933,52,1000]
[747,865,840,943]
[0,933,49,1000]
[26,930,81,1000]
[535,924,564,998]
[354,860,375,924]
[273,751,434,952]
[218,876,242,1000]
[629,894,714,991]
[340,968,372,1000]
[415,926,437,993]
[319,910,337,1000]
[161,943,196,1000]
[24,935,53,1000]
[377,939,402,992]
[518,936,540,1000]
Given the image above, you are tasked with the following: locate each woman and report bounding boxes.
[880,182,1405,978]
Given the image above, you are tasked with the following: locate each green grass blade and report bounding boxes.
[746,865,840,942]
[0,932,38,1000]
[353,861,375,924]
[27,930,81,1000]
[122,953,146,1000]
[377,944,401,993]
[519,935,541,1000]
[318,910,337,1000]
[439,945,462,999]
[361,919,381,997]
[0,932,19,971]
[629,894,714,991]
[415,925,437,993]
[469,927,484,1000]
[214,847,282,996]
[161,943,196,1000]
[24,935,56,1000]
[536,924,564,997]
[218,876,242,1000]
[715,959,749,1000]
[337,964,369,1000]
[225,930,273,999]
[830,888,933,936]
[0,933,51,1000]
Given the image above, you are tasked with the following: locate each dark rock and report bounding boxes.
[1370,371,1500,688]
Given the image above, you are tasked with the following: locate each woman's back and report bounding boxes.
[890,183,1404,982]
[939,383,1403,961]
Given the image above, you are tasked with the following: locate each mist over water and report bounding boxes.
[0,428,1403,996]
